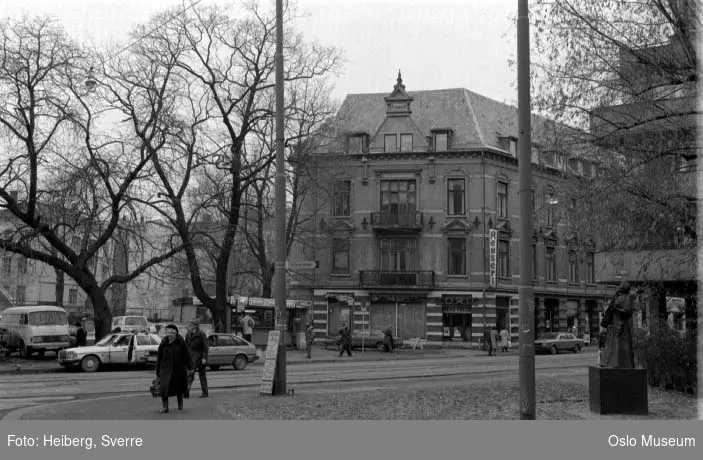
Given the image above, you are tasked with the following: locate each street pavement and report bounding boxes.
[0,349,598,419]
[0,344,516,375]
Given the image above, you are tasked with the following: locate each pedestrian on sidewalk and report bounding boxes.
[383,327,394,353]
[499,328,509,354]
[489,326,499,356]
[185,319,209,398]
[75,322,87,347]
[305,321,315,359]
[241,313,255,343]
[156,324,193,414]
[338,325,352,357]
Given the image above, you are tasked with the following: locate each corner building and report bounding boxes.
[290,74,609,346]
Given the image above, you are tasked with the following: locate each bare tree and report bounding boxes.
[0,17,182,340]
[120,2,342,330]
[527,0,699,252]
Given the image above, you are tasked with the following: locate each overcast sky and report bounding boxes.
[0,0,519,106]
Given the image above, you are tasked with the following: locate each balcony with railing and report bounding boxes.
[358,270,435,288]
[369,211,423,232]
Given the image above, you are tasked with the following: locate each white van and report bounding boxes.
[111,315,149,334]
[0,305,71,358]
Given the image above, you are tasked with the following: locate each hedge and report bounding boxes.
[633,326,697,394]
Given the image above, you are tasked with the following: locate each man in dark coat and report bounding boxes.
[383,327,394,352]
[156,324,193,413]
[185,319,209,398]
[75,323,87,347]
[600,282,635,368]
[338,325,352,357]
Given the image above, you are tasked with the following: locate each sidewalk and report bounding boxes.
[0,346,473,375]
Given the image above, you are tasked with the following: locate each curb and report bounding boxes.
[0,351,467,376]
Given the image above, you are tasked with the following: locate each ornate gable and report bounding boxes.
[326,219,355,235]
[441,218,471,235]
[384,70,413,117]
[497,220,513,236]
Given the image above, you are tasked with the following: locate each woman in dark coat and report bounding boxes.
[156,324,193,413]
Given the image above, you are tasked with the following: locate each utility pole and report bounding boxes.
[273,0,287,395]
[518,0,536,419]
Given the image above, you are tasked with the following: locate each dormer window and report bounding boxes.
[384,134,397,153]
[347,133,368,154]
[509,139,517,156]
[432,129,451,152]
[400,133,413,152]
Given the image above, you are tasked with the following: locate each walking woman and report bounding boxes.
[156,324,193,413]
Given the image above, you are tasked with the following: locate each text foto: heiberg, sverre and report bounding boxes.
[608,435,696,448]
[8,434,144,449]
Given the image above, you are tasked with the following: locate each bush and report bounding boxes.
[633,326,697,394]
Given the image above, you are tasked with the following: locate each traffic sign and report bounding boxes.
[286,260,319,270]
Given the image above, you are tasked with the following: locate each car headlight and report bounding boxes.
[31,336,44,343]
[66,351,77,359]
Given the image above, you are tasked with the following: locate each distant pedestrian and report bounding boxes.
[383,327,394,353]
[305,321,315,359]
[185,319,209,398]
[499,328,510,353]
[156,324,193,413]
[241,313,255,343]
[75,323,87,347]
[489,326,499,356]
[338,325,352,357]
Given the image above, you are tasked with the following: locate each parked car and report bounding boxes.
[534,332,585,355]
[110,316,149,334]
[323,329,397,352]
[206,333,259,371]
[58,332,162,372]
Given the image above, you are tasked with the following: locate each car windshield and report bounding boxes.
[95,334,120,347]
[125,317,147,326]
[28,311,67,326]
[540,333,559,340]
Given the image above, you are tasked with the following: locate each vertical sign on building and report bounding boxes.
[489,229,498,288]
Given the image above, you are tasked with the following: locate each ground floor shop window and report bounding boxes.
[442,313,471,341]
[370,303,425,340]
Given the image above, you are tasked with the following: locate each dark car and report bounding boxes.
[327,329,397,352]
[206,333,259,371]
[534,332,585,354]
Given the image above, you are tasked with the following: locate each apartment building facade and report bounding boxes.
[290,74,610,345]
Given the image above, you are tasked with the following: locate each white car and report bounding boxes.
[58,332,162,372]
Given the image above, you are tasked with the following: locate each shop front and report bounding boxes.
[230,296,310,347]
[441,294,472,342]
[369,293,426,341]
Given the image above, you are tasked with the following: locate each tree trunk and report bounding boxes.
[54,268,64,307]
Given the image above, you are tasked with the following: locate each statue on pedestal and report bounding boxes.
[600,281,635,368]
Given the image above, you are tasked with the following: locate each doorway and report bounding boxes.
[442,313,471,341]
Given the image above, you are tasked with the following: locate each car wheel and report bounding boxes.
[80,355,101,373]
[19,341,31,359]
[376,342,385,352]
[550,345,558,355]
[209,365,220,371]
[233,355,247,370]
[572,344,581,353]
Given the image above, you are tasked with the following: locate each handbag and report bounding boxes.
[150,378,161,398]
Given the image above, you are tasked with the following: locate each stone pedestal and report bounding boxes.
[589,366,648,415]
